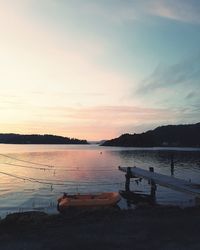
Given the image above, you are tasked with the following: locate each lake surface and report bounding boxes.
[0,144,200,218]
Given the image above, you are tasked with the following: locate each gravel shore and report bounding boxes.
[0,206,200,250]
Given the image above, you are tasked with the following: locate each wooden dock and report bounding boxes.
[119,166,200,198]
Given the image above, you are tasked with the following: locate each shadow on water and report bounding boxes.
[119,190,156,207]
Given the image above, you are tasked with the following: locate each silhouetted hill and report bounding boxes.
[0,134,88,144]
[101,123,200,147]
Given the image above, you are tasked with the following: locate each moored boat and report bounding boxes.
[57,192,121,212]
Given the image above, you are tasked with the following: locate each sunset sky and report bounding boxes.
[0,0,200,140]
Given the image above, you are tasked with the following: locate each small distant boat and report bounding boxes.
[57,192,121,212]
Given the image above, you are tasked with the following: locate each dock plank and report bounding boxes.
[119,166,200,197]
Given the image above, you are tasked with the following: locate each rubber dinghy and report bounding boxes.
[57,192,121,212]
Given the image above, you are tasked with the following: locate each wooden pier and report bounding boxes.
[119,166,200,198]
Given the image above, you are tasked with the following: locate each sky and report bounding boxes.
[0,0,200,140]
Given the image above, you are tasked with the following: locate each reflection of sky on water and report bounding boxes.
[0,145,200,217]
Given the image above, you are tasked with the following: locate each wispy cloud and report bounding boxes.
[0,0,132,107]
[137,53,200,95]
[67,0,200,25]
[0,104,177,140]
[134,53,200,123]
[82,1,138,24]
[185,92,197,100]
[149,0,200,24]
[2,104,199,139]
[0,0,199,140]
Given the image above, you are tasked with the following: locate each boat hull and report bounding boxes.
[57,192,121,212]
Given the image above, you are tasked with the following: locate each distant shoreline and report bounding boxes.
[0,142,90,145]
[101,122,200,147]
[0,133,89,145]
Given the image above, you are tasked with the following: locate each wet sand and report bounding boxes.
[0,206,200,250]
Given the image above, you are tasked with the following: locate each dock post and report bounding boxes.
[125,167,131,192]
[171,154,174,176]
[149,167,157,200]
[149,167,154,173]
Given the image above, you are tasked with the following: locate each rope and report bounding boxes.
[0,161,118,172]
[1,162,51,171]
[0,153,54,168]
[0,154,122,188]
[0,153,118,171]
[0,171,123,187]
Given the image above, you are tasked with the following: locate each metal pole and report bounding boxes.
[125,167,131,192]
[149,167,157,201]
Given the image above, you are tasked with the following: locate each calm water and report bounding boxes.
[0,144,200,218]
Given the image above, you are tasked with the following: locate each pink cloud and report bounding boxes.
[0,105,177,139]
[149,0,200,24]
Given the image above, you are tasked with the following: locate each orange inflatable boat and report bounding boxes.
[57,192,121,212]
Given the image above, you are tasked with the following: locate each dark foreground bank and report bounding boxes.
[1,206,200,250]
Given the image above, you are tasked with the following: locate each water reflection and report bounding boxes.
[0,145,200,217]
